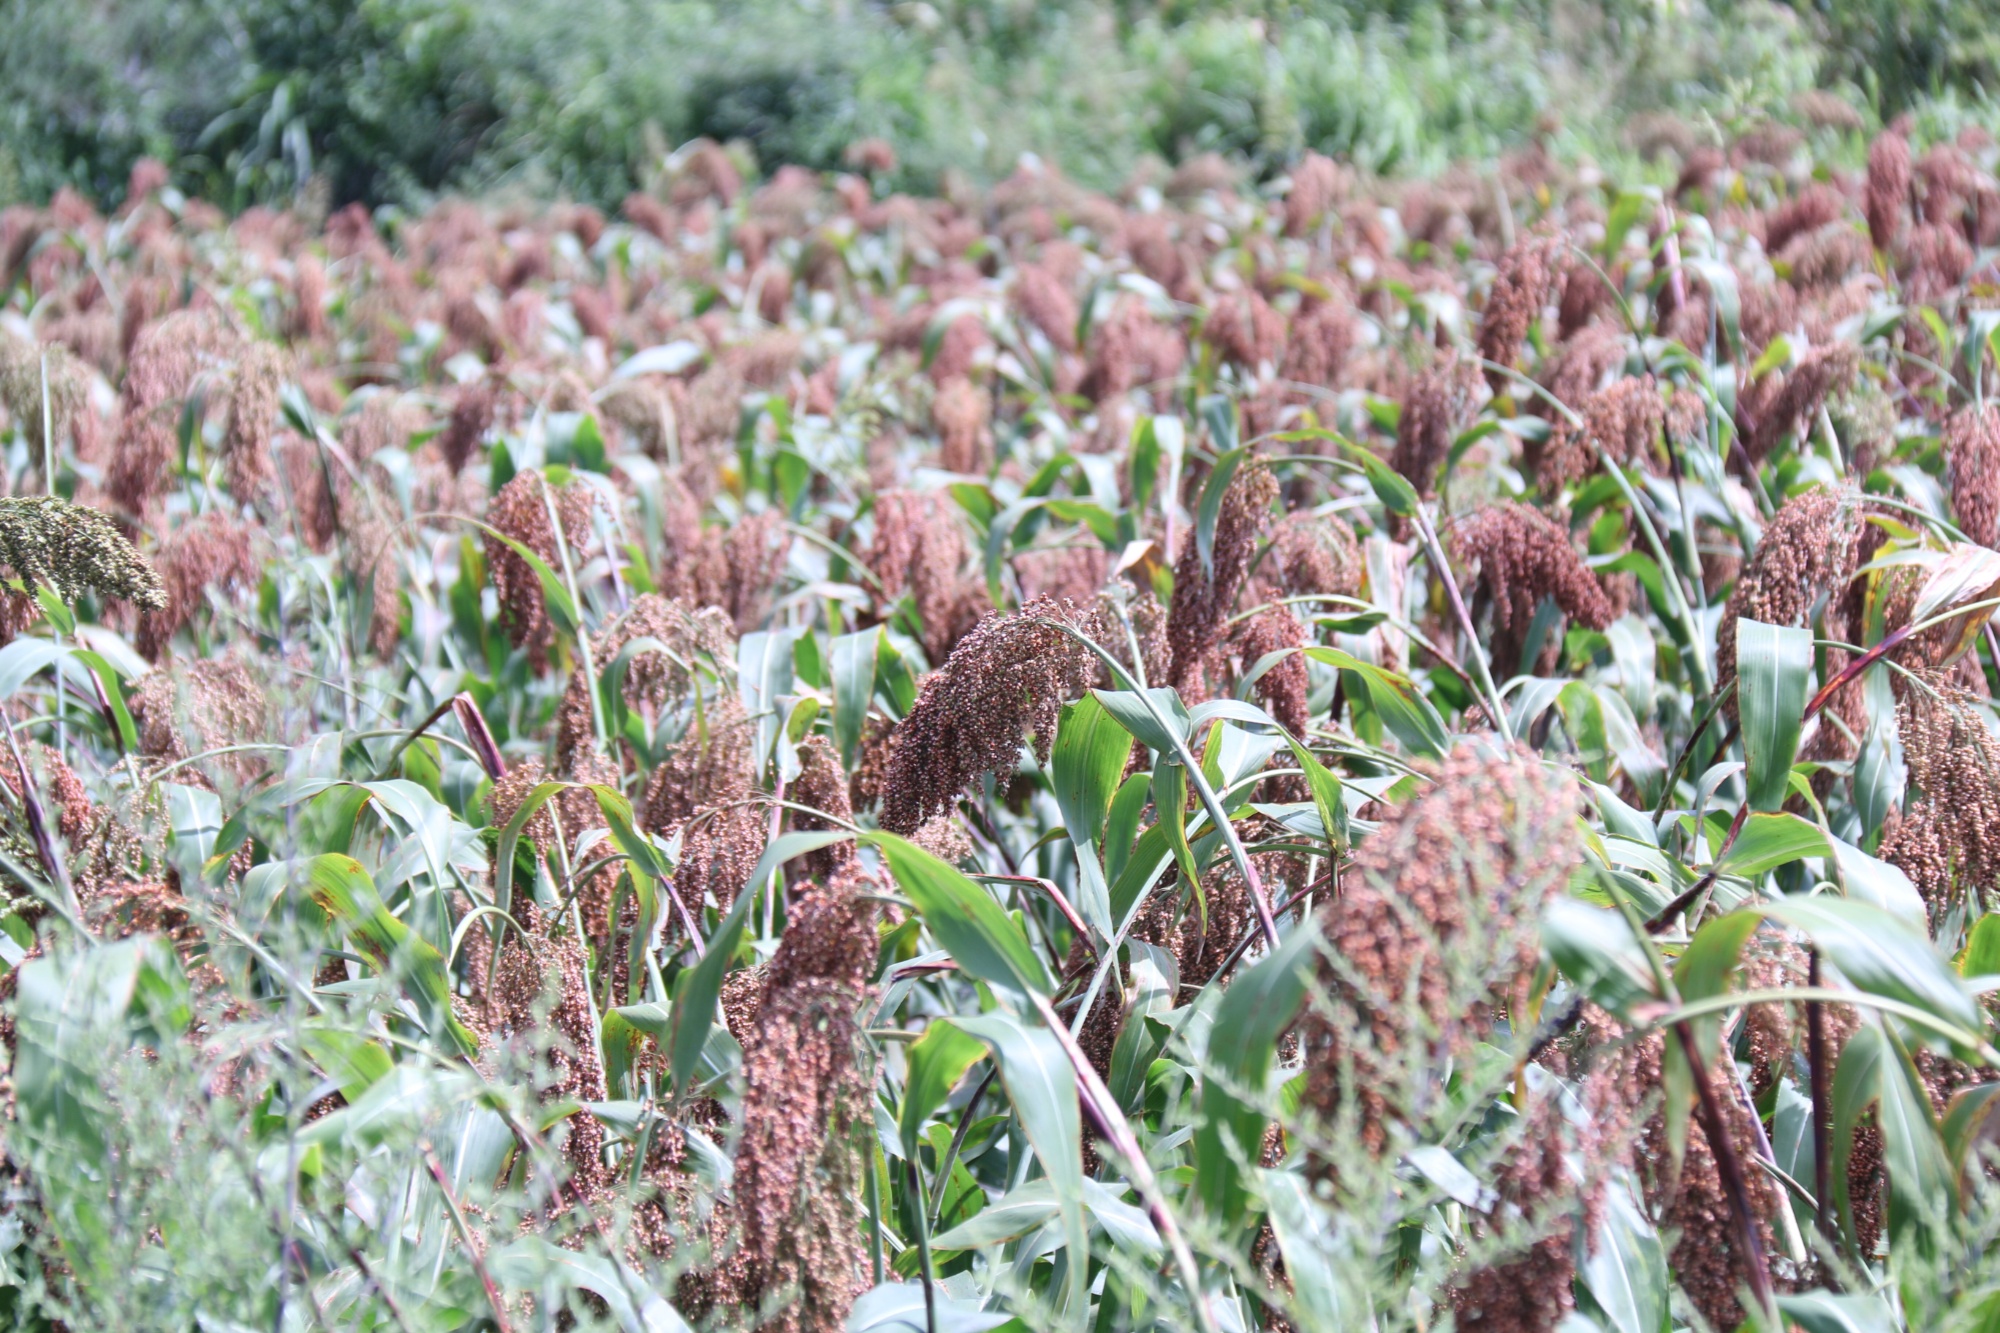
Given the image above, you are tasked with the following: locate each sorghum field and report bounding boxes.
[7,116,2000,1333]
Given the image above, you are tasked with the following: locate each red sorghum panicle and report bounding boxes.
[734,860,880,1333]
[222,340,284,503]
[483,470,598,667]
[492,925,611,1193]
[1166,457,1278,693]
[1014,546,1108,608]
[928,316,989,385]
[642,689,759,893]
[1742,933,1809,1098]
[1901,223,1974,302]
[438,378,497,476]
[1864,131,1912,253]
[554,593,735,770]
[1280,296,1356,391]
[881,596,1100,834]
[1763,184,1845,254]
[136,509,261,660]
[1878,677,2000,925]
[1235,607,1310,799]
[1206,289,1285,373]
[1168,857,1259,989]
[1450,1091,1582,1333]
[1918,142,1978,226]
[1097,583,1171,691]
[866,490,988,663]
[489,755,561,861]
[1270,509,1362,601]
[1584,374,1668,471]
[1015,264,1079,352]
[933,375,990,474]
[1739,343,1859,464]
[910,813,973,864]
[1539,323,1626,409]
[1478,233,1560,382]
[131,656,268,785]
[1080,297,1186,402]
[1449,503,1615,675]
[11,743,95,851]
[599,377,671,457]
[1391,355,1481,500]
[1282,153,1345,237]
[849,714,896,813]
[111,310,236,519]
[788,734,855,882]
[1555,258,1606,339]
[1633,1036,1785,1332]
[1298,743,1581,1160]
[1714,486,1865,714]
[1946,404,2000,547]
[720,507,793,632]
[1782,224,1871,290]
[1128,844,1304,995]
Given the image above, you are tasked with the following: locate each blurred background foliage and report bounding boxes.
[2,0,1996,211]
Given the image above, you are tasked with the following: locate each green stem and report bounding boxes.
[1042,619,1279,949]
[907,1160,940,1333]
[1028,990,1220,1333]
[1410,503,1513,741]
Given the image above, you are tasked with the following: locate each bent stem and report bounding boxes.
[906,1158,940,1333]
[1408,502,1512,742]
[539,472,608,750]
[422,1147,516,1333]
[1029,990,1219,1333]
[1807,949,1836,1243]
[1678,1026,1778,1324]
[1230,592,1485,703]
[371,692,457,780]
[1041,618,1279,950]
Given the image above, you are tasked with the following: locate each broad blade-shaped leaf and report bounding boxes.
[1674,908,1760,1051]
[1195,924,1319,1222]
[1051,694,1130,938]
[1907,542,2000,665]
[949,1013,1087,1323]
[306,854,478,1057]
[831,626,881,767]
[1774,1291,1899,1333]
[1577,1179,1668,1333]
[671,885,754,1097]
[846,1282,1013,1333]
[929,1179,1061,1249]
[899,1021,988,1160]
[1264,1171,1369,1330]
[1830,1023,1954,1261]
[1761,897,1982,1044]
[1542,897,1660,1022]
[1194,447,1246,579]
[490,1235,692,1333]
[1091,686,1192,755]
[868,831,1051,998]
[1736,618,1813,812]
[1303,646,1449,758]
[1716,811,1829,878]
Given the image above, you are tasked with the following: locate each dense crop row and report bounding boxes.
[0,121,1999,1330]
